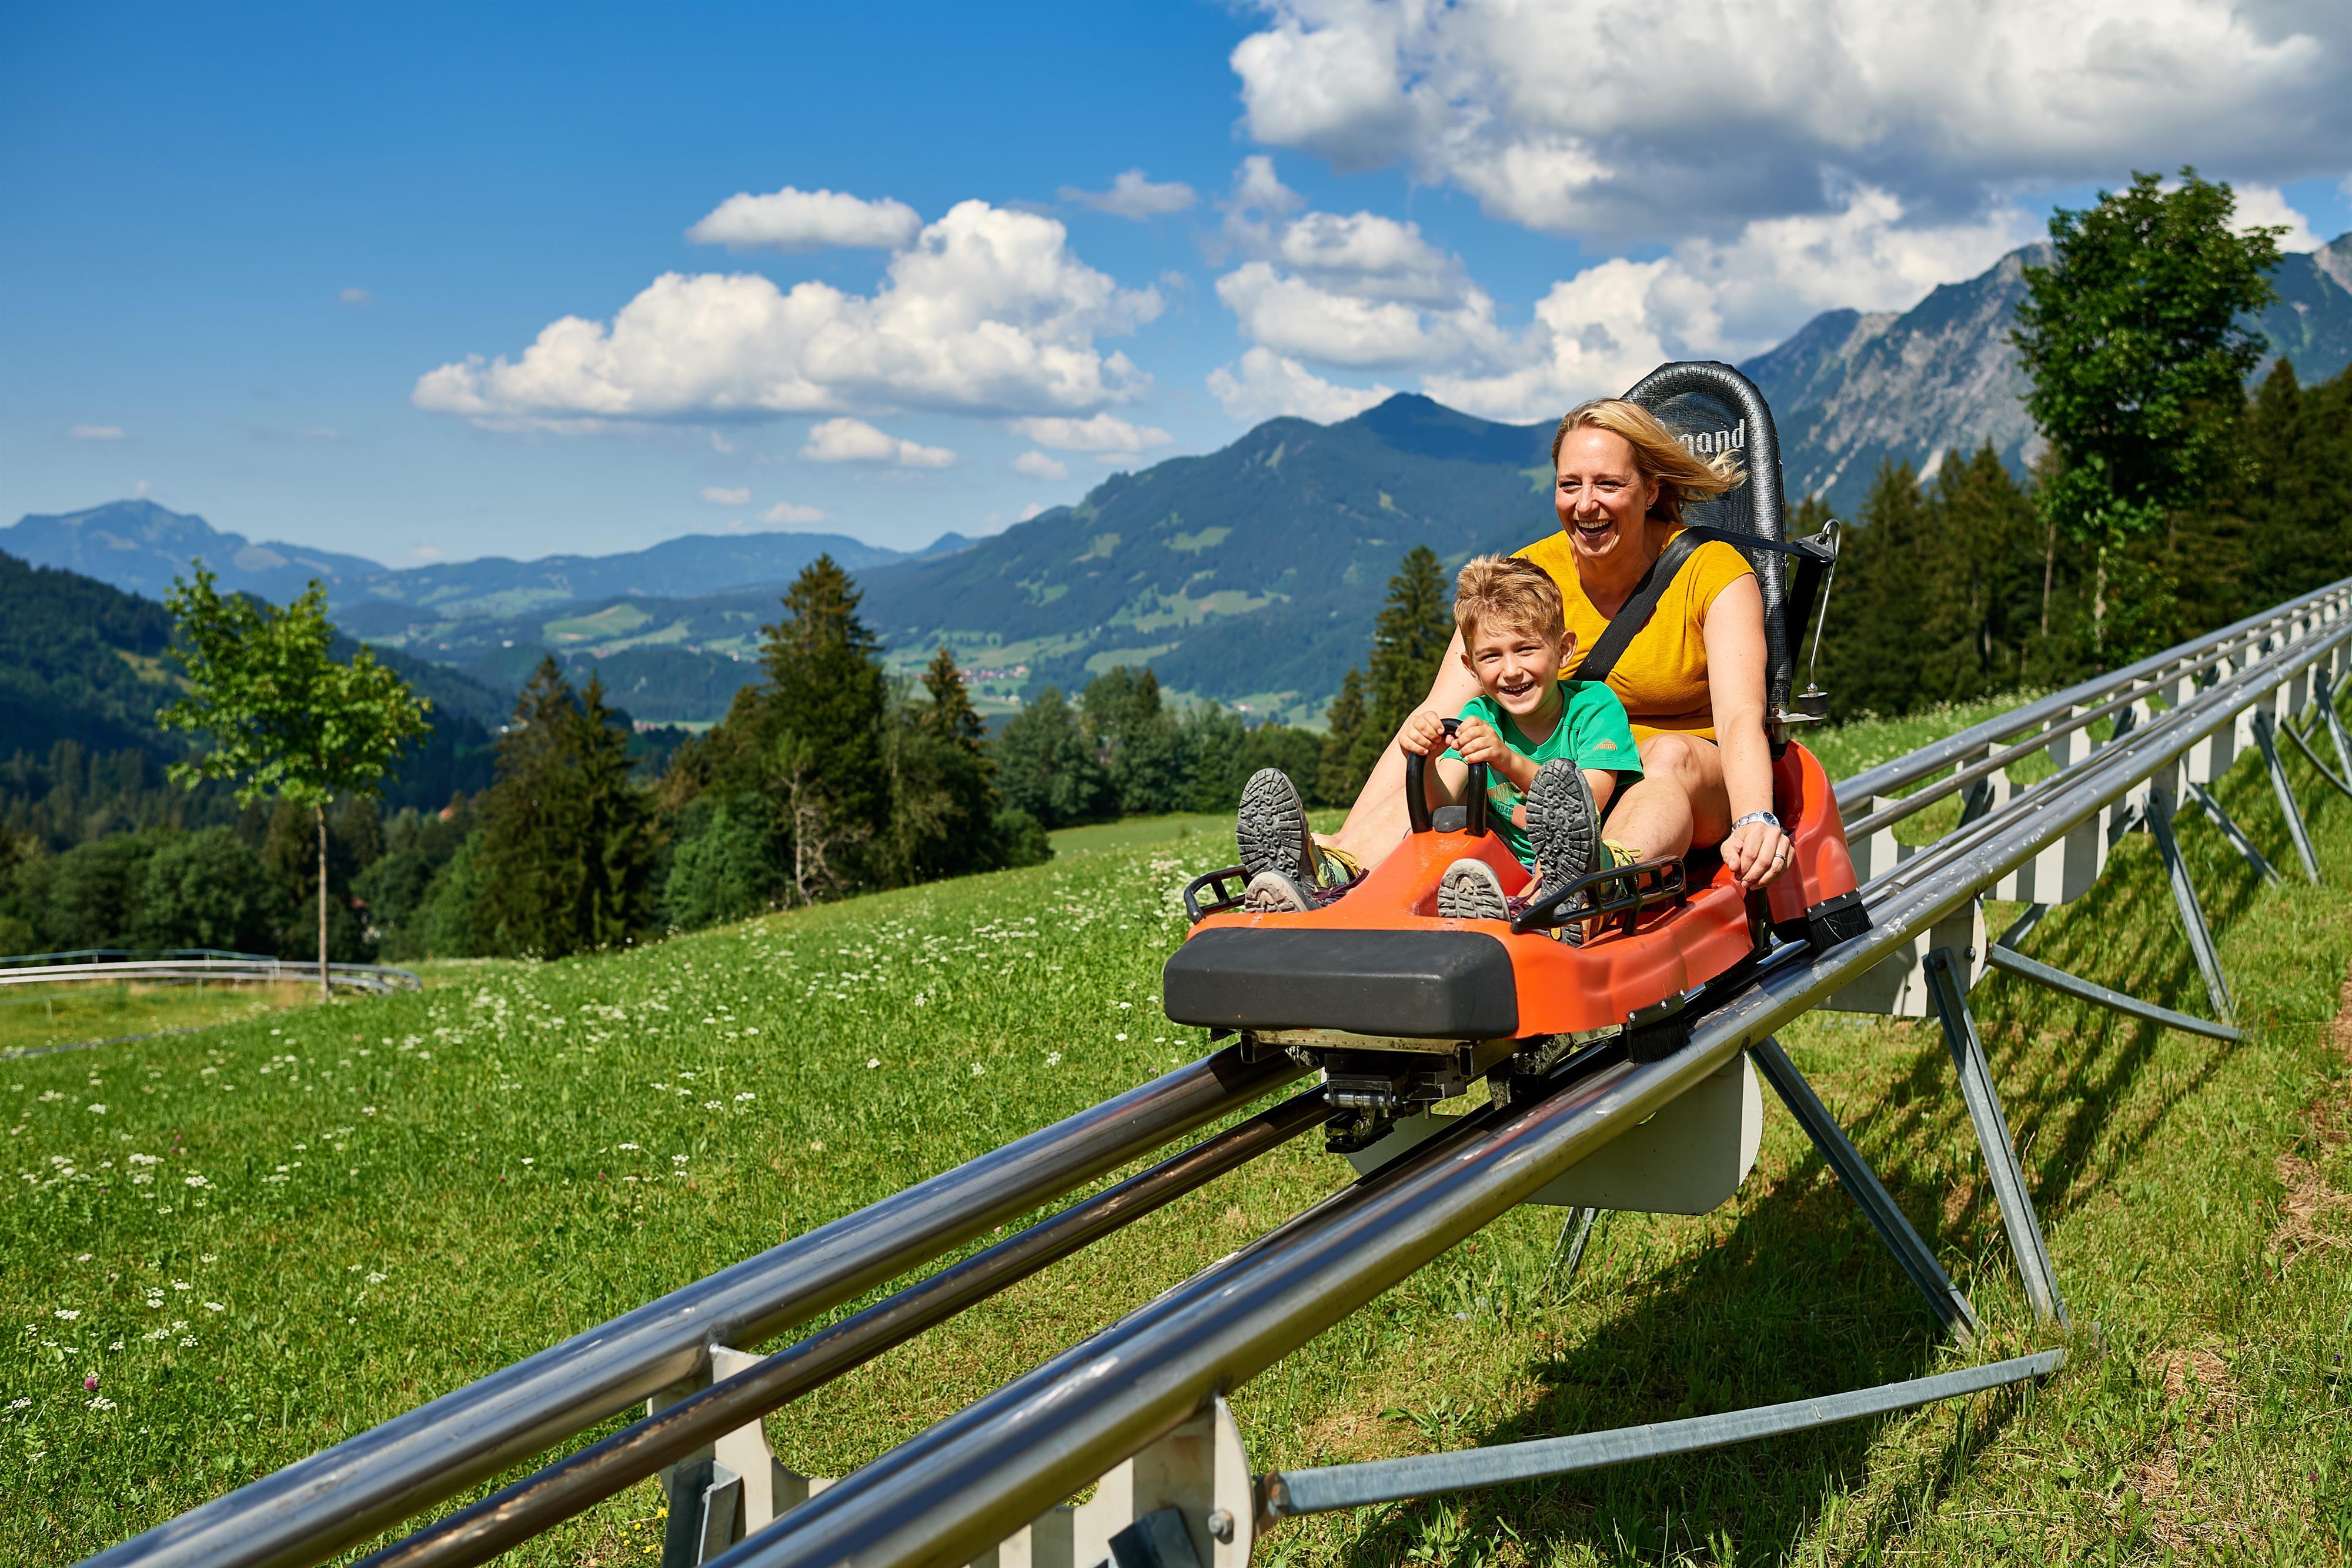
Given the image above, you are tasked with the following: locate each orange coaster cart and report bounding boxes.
[1162,361,1872,1149]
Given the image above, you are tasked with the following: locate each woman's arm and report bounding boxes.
[1700,576,1792,889]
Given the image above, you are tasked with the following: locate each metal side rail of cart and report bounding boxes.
[77,575,2352,1568]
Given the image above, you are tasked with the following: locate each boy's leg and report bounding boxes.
[1236,768,1315,882]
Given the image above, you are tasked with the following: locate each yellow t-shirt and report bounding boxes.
[1515,528,1754,742]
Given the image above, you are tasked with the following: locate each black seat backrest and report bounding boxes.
[1619,361,1794,725]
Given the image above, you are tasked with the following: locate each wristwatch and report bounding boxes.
[1730,810,1782,833]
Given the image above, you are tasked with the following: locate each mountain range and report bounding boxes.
[0,499,970,620]
[9,232,2347,726]
[1750,233,2352,506]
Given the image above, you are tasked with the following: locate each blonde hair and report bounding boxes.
[1551,398,1745,527]
[1454,554,1565,646]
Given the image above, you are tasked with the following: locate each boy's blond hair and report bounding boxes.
[1453,554,1565,646]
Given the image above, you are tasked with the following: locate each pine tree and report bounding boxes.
[990,687,1111,828]
[473,658,657,957]
[1081,666,1183,816]
[917,646,985,747]
[1317,666,1368,807]
[694,556,894,902]
[1350,545,1455,785]
[568,673,660,948]
[880,648,1015,883]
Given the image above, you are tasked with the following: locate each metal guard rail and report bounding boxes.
[0,957,422,997]
[1836,574,2351,815]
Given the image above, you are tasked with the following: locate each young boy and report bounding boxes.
[1232,555,1638,924]
[1395,554,1641,922]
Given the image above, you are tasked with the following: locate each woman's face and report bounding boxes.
[1553,426,1658,567]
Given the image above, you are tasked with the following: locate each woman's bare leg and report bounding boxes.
[1605,732,1735,861]
[1322,637,1484,867]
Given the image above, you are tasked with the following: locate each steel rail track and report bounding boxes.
[77,576,2351,1568]
[710,604,2352,1568]
[84,1048,1306,1568]
[1835,577,2350,816]
[353,1086,1337,1568]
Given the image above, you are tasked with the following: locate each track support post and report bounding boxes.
[2318,669,2352,786]
[2253,710,2323,884]
[2148,787,2235,1024]
[1923,948,2069,1328]
[2187,780,2281,885]
[1748,1037,1977,1343]
[1547,1206,1604,1287]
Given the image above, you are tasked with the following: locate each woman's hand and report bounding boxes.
[1396,708,1452,758]
[1720,817,1792,890]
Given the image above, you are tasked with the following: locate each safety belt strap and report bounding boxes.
[1572,526,1822,687]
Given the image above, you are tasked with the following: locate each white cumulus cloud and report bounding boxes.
[760,501,826,524]
[414,202,1161,429]
[1060,169,1198,219]
[686,186,923,251]
[800,417,955,468]
[1231,1,2352,243]
[2233,183,2323,252]
[1424,186,2039,420]
[1208,346,1394,424]
[1006,413,1172,453]
[699,486,751,506]
[1211,160,1510,375]
[1013,450,1068,480]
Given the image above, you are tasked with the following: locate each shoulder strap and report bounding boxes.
[1571,526,1825,688]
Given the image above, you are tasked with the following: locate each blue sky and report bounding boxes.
[5,1,2347,566]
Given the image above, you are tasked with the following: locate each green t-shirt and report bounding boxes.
[1443,680,1642,867]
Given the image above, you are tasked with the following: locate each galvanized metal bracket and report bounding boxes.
[2186,779,2282,885]
[1254,1349,2063,1524]
[1748,1036,1979,1344]
[2149,788,2236,1023]
[1983,944,2240,1044]
[1923,947,2069,1328]
[2251,710,2323,885]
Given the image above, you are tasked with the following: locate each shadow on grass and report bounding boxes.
[1323,723,2348,1565]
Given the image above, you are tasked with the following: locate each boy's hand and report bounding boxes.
[1451,717,1509,767]
[1397,709,1451,757]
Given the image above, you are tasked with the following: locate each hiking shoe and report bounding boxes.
[1437,858,1511,921]
[1525,761,1602,892]
[1237,768,1314,884]
[1242,868,1315,913]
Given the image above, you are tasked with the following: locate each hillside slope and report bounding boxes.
[0,550,505,810]
[851,395,1553,717]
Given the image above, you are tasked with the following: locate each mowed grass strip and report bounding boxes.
[0,700,2346,1565]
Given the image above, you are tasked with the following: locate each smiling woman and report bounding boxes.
[1321,397,1795,892]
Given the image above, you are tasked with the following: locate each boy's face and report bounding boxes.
[1461,618,1571,718]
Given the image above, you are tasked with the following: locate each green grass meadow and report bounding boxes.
[5,700,2351,1566]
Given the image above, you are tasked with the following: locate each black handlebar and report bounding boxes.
[1404,717,1488,837]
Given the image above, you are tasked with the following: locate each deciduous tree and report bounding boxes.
[2013,169,2282,654]
[157,566,430,995]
